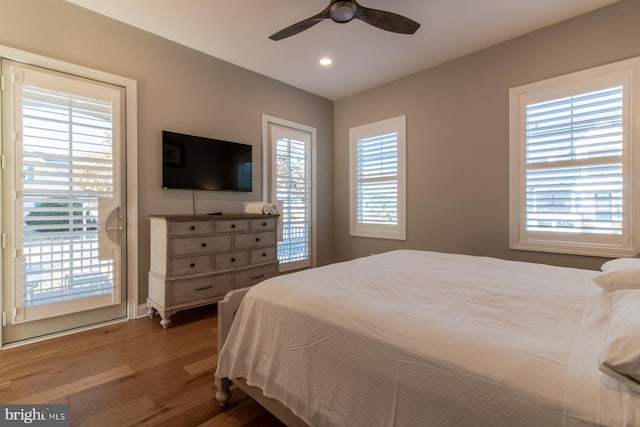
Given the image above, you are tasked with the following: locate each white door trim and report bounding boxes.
[0,44,138,348]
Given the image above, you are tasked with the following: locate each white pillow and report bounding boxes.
[601,258,640,272]
[593,269,640,293]
[598,290,640,392]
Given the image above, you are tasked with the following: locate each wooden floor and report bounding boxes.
[0,306,285,427]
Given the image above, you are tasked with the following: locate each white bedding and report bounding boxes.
[216,250,640,426]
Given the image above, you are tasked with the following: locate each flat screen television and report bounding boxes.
[162,130,252,192]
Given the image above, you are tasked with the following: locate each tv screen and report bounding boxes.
[162,131,252,192]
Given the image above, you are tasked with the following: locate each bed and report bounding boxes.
[214,250,640,426]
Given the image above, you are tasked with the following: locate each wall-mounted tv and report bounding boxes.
[162,130,252,192]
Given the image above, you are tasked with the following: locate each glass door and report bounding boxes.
[267,123,313,271]
[1,59,127,344]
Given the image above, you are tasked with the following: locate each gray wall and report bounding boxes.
[2,0,638,311]
[333,0,640,270]
[0,0,334,303]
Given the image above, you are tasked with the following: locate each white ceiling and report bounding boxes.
[66,0,619,101]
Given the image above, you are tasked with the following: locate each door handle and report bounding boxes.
[98,201,123,260]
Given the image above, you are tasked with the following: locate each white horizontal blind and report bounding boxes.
[20,83,115,307]
[275,134,310,266]
[524,86,623,235]
[356,132,398,225]
[349,116,406,240]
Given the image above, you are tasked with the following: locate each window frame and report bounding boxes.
[349,115,406,240]
[509,56,640,257]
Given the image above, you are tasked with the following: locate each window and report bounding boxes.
[509,56,640,257]
[263,116,316,272]
[350,116,406,240]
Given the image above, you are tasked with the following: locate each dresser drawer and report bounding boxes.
[234,263,277,287]
[235,231,276,249]
[250,246,277,264]
[170,235,232,256]
[169,221,212,236]
[215,219,249,233]
[215,251,249,271]
[171,273,232,305]
[251,218,276,231]
[170,255,212,276]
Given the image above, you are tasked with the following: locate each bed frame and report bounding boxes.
[215,287,309,427]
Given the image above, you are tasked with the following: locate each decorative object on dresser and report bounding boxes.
[147,213,278,328]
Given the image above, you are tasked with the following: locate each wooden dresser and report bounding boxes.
[147,213,278,328]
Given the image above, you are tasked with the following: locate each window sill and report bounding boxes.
[510,240,638,258]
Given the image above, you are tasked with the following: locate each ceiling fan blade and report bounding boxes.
[269,8,331,41]
[354,4,420,34]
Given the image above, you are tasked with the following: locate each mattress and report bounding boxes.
[216,250,640,426]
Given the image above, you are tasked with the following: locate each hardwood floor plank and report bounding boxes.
[74,394,157,427]
[129,381,218,426]
[2,353,126,399]
[0,306,285,426]
[68,360,193,421]
[0,349,59,378]
[198,395,274,427]
[8,364,134,404]
[183,354,217,377]
[130,335,214,373]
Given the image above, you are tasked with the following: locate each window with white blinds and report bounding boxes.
[350,116,406,240]
[509,57,640,257]
[525,86,623,234]
[20,84,116,308]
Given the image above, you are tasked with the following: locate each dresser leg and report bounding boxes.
[146,300,157,319]
[160,315,172,329]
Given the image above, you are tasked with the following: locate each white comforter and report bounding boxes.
[216,250,640,426]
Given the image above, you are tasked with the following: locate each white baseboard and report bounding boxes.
[136,302,149,318]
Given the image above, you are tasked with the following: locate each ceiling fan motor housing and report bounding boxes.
[331,1,356,22]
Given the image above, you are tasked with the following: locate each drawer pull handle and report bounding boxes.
[195,285,213,291]
[262,252,267,257]
[201,242,207,247]
[251,274,265,280]
[262,222,267,227]
[231,257,236,262]
[231,224,236,229]
[190,263,196,268]
[255,237,260,242]
[190,225,196,231]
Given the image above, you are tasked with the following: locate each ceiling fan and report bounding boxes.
[269,0,421,41]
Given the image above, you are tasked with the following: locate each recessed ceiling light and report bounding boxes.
[319,58,333,66]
